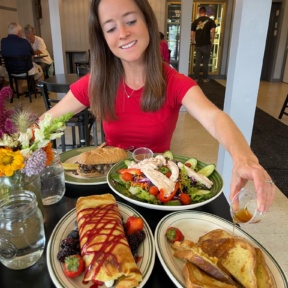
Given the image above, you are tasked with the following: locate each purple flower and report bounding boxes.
[22,149,47,176]
[0,86,16,137]
[0,86,13,100]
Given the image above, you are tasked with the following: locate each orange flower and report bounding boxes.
[43,142,54,166]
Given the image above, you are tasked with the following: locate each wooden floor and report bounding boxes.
[5,80,288,280]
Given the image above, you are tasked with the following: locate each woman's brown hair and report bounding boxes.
[88,0,166,121]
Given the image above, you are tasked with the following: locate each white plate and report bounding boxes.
[60,147,107,185]
[107,155,224,211]
[155,211,288,288]
[47,202,155,288]
[60,147,131,186]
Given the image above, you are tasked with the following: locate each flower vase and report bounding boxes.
[0,172,44,216]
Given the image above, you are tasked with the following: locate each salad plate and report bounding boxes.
[47,202,155,288]
[107,154,224,211]
[155,211,287,288]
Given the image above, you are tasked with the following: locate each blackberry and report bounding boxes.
[60,238,79,250]
[135,230,146,243]
[57,247,79,262]
[67,229,79,240]
[127,233,140,257]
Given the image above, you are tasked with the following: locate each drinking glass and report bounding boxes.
[230,188,265,224]
[0,191,45,269]
[40,150,65,205]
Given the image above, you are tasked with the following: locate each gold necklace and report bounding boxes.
[123,81,136,98]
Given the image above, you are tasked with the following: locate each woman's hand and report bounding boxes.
[230,157,275,213]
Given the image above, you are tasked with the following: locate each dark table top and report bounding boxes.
[0,183,232,288]
[39,73,80,86]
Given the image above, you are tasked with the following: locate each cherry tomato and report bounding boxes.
[165,171,172,178]
[149,186,159,196]
[179,193,191,205]
[121,172,133,182]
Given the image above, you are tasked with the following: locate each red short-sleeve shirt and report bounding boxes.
[70,64,196,152]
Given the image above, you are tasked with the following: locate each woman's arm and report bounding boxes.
[182,86,275,212]
[40,90,87,120]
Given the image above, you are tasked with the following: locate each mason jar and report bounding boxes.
[40,149,65,205]
[0,190,45,270]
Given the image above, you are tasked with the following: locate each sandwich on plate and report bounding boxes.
[76,147,127,177]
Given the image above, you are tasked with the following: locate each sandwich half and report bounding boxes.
[76,194,142,288]
[76,147,127,177]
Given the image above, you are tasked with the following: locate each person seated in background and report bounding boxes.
[1,22,44,82]
[159,32,170,63]
[24,24,54,78]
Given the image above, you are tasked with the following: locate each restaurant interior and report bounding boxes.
[0,0,287,287]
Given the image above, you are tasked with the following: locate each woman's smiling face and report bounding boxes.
[98,0,150,63]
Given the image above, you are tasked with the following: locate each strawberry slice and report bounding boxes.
[126,216,144,235]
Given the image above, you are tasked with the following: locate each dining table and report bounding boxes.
[39,73,80,92]
[0,181,232,288]
[33,54,48,63]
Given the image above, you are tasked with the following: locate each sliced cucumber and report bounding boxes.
[185,157,198,170]
[162,150,174,160]
[128,186,141,195]
[110,173,128,184]
[164,200,181,206]
[124,159,132,167]
[195,189,211,195]
[197,164,215,177]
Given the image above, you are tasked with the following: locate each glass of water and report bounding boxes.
[40,150,65,205]
[0,190,45,270]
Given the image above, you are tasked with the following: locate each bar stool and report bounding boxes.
[278,94,288,119]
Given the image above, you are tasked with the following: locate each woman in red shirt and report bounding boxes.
[42,0,274,212]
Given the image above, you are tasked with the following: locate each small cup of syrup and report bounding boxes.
[132,147,153,162]
[230,189,265,224]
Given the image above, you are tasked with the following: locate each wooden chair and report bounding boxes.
[37,81,104,151]
[278,94,288,119]
[3,55,39,103]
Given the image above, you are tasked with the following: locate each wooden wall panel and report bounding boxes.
[0,1,18,41]
[62,0,89,51]
[149,0,166,33]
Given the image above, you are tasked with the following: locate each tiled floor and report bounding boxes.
[5,80,288,280]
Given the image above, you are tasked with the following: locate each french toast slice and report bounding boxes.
[196,229,234,257]
[198,229,233,242]
[173,246,236,285]
[255,248,275,288]
[171,239,195,251]
[183,261,237,288]
[214,237,257,288]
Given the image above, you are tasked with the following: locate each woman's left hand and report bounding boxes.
[230,157,275,213]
